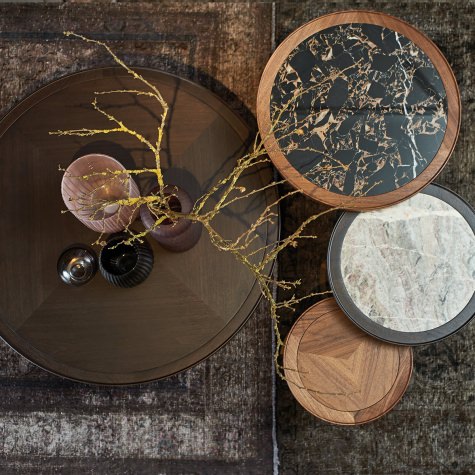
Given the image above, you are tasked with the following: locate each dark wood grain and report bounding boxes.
[0,3,277,473]
[0,67,278,385]
[284,298,413,425]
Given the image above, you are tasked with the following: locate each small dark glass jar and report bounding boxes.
[99,233,154,288]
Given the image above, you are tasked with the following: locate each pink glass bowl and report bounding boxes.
[61,154,140,233]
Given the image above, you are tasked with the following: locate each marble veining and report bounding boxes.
[340,194,475,332]
[271,23,447,196]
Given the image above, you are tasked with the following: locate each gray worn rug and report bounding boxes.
[1,1,474,474]
[276,1,475,474]
[0,3,274,474]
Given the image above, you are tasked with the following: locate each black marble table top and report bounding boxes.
[271,23,448,197]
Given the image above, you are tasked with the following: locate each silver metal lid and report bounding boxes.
[57,246,97,286]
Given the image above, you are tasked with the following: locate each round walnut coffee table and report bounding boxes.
[284,298,413,425]
[257,11,460,210]
[0,67,278,384]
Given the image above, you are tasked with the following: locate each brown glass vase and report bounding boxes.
[140,185,201,252]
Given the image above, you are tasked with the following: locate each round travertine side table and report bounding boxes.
[284,298,413,425]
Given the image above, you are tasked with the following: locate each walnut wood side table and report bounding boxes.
[0,68,278,384]
[284,298,413,425]
[257,11,460,210]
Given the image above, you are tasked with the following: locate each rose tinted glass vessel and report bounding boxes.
[61,153,140,233]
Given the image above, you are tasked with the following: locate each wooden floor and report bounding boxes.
[0,1,474,474]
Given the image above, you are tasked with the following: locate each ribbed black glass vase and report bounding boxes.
[99,233,154,288]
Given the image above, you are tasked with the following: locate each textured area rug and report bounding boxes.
[276,1,475,474]
[1,1,475,474]
[0,3,274,474]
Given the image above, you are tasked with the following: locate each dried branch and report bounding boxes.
[52,32,348,380]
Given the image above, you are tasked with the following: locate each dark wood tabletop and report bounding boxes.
[0,67,278,384]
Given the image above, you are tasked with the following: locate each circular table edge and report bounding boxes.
[283,298,413,425]
[0,67,280,385]
[256,10,461,211]
[327,183,475,346]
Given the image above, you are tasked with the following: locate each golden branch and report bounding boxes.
[53,32,348,380]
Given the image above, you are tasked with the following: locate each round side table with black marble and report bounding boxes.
[257,11,461,210]
[328,184,475,345]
